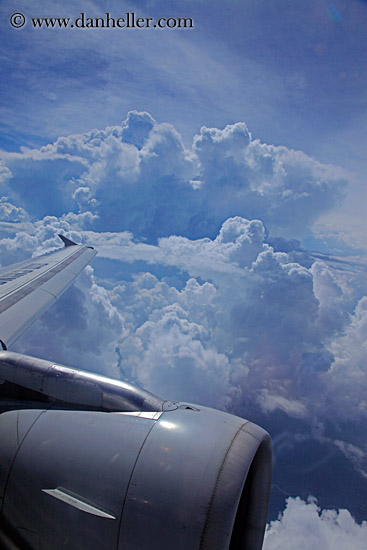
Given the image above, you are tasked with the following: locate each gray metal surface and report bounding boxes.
[0,410,43,508]
[1,410,157,550]
[0,351,164,412]
[0,239,96,347]
[118,405,272,550]
[0,405,271,550]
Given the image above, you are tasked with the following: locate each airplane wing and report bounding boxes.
[0,235,96,348]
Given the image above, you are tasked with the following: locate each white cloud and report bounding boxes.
[54,217,364,435]
[333,440,367,480]
[119,301,233,408]
[0,162,11,184]
[264,497,367,550]
[192,123,348,239]
[0,211,365,530]
[0,197,29,223]
[80,218,364,437]
[0,112,349,242]
[325,296,367,421]
[0,113,365,520]
[258,390,308,418]
[2,213,365,436]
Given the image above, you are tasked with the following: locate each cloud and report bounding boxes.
[2,213,365,435]
[0,113,365,523]
[191,124,348,239]
[0,210,365,528]
[0,112,349,242]
[90,215,367,517]
[325,296,367,422]
[83,218,365,432]
[0,162,11,184]
[333,439,367,480]
[258,390,308,418]
[263,497,367,550]
[0,197,29,223]
[119,300,233,408]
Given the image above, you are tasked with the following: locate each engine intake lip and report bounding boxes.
[199,423,272,550]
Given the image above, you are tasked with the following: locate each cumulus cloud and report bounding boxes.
[2,212,365,433]
[0,197,29,223]
[119,301,233,408]
[0,113,365,524]
[191,123,347,238]
[0,112,348,241]
[325,296,367,422]
[264,497,367,550]
[80,218,364,432]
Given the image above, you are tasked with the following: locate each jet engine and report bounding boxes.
[0,351,272,550]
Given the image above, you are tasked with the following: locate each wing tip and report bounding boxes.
[58,234,77,247]
[58,234,94,250]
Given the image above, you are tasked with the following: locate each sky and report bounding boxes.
[0,0,366,547]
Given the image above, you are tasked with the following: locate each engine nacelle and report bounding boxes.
[0,353,272,550]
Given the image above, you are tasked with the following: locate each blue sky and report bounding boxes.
[0,0,367,546]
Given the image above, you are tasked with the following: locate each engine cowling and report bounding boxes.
[0,353,272,550]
